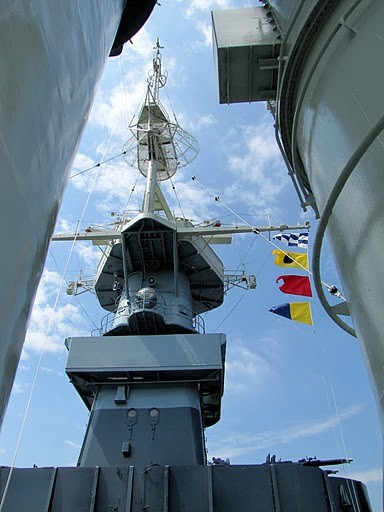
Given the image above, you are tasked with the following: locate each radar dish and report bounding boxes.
[123,103,198,181]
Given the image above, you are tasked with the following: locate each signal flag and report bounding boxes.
[269,302,313,326]
[272,250,309,270]
[276,275,312,297]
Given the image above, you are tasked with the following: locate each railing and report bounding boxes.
[312,113,384,337]
[91,289,206,335]
[193,314,205,334]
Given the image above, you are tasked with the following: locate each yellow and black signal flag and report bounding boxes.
[272,249,309,270]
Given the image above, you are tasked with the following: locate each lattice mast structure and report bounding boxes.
[124,39,198,215]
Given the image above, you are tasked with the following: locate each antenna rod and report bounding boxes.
[142,136,158,213]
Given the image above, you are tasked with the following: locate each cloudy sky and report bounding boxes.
[0,1,381,509]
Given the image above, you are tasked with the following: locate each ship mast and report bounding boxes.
[65,42,224,467]
[125,39,198,216]
[141,39,166,214]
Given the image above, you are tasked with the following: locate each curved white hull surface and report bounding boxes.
[293,0,384,426]
[0,0,124,425]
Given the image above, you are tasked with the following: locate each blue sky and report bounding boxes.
[0,1,381,509]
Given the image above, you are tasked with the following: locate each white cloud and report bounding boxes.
[185,0,232,18]
[11,382,26,395]
[223,123,289,217]
[162,172,219,221]
[89,62,150,144]
[70,156,145,214]
[120,26,154,61]
[65,440,82,449]
[225,343,276,393]
[195,20,213,46]
[197,113,216,127]
[55,217,79,234]
[75,242,104,270]
[40,366,64,377]
[20,350,30,361]
[209,405,363,459]
[72,153,95,176]
[349,468,382,485]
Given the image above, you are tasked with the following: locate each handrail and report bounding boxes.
[94,288,205,335]
[312,112,384,337]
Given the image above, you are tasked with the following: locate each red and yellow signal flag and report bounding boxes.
[276,275,312,297]
[272,250,309,270]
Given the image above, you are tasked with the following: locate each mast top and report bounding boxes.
[147,38,167,102]
[124,40,199,182]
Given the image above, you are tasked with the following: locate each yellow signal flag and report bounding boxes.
[272,250,309,270]
[290,302,313,325]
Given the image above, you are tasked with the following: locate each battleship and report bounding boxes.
[0,22,375,508]
[0,0,381,510]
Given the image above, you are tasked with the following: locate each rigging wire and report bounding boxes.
[0,220,81,512]
[211,233,272,332]
[205,219,259,330]
[122,172,141,218]
[49,249,99,331]
[169,176,186,219]
[213,292,247,333]
[116,54,130,130]
[302,284,360,509]
[329,385,362,511]
[185,169,357,491]
[70,151,126,178]
[184,168,346,301]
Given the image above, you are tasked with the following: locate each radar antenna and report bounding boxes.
[124,39,199,213]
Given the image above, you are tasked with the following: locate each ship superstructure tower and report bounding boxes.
[67,41,225,466]
[0,42,372,511]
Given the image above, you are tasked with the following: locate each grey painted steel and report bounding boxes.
[312,113,384,338]
[271,0,384,427]
[214,0,384,431]
[0,464,372,511]
[88,466,99,512]
[66,333,226,426]
[66,333,225,466]
[212,7,281,103]
[269,464,281,511]
[52,221,311,242]
[66,334,225,376]
[0,0,125,427]
[93,215,225,317]
[78,388,206,467]
[143,158,159,213]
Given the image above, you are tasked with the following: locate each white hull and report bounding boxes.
[0,0,124,425]
[291,0,384,427]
